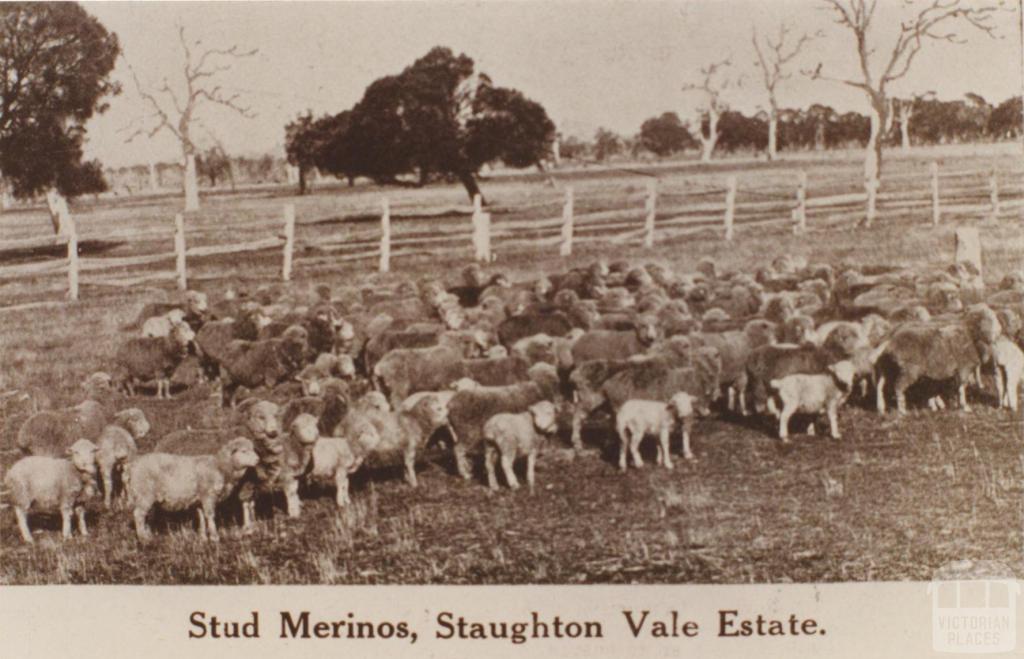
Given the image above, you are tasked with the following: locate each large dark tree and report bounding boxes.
[988,96,1023,139]
[284,111,335,194]
[321,47,554,202]
[639,112,695,156]
[0,3,120,228]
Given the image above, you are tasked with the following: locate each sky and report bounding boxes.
[81,1,1024,168]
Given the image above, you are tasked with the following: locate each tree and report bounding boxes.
[639,112,695,156]
[592,127,622,161]
[716,111,768,153]
[558,135,590,161]
[806,0,1003,211]
[195,146,231,188]
[892,92,936,151]
[0,3,120,231]
[682,58,734,162]
[126,24,257,211]
[312,111,357,186]
[284,111,335,194]
[333,47,554,202]
[988,96,1023,139]
[752,23,816,161]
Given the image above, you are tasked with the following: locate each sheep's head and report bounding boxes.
[412,395,448,430]
[827,360,857,392]
[528,400,558,434]
[442,307,465,331]
[965,304,1002,346]
[784,315,815,345]
[696,257,718,280]
[534,276,553,300]
[165,308,187,324]
[237,399,281,440]
[335,354,356,378]
[634,314,661,345]
[462,263,485,288]
[221,437,261,473]
[669,392,696,420]
[185,290,209,315]
[590,259,610,278]
[67,439,98,474]
[115,408,150,440]
[170,321,196,351]
[298,367,322,396]
[290,413,320,447]
[82,371,113,397]
[744,319,778,347]
[337,319,355,342]
[553,288,579,310]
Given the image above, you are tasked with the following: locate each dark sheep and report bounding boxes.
[570,314,660,365]
[745,344,832,415]
[497,311,573,347]
[217,328,309,407]
[16,399,110,455]
[114,322,196,398]
[281,378,351,436]
[602,347,722,415]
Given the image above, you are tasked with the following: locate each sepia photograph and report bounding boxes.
[0,0,1021,598]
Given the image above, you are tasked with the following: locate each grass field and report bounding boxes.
[0,144,1022,584]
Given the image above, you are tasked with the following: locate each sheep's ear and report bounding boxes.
[236,397,260,415]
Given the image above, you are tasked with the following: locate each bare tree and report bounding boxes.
[682,58,734,162]
[805,0,1002,204]
[752,23,818,161]
[125,24,256,211]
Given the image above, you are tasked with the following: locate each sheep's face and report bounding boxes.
[186,291,209,315]
[358,391,390,412]
[828,361,857,391]
[696,258,718,279]
[534,277,552,299]
[67,439,98,473]
[463,264,485,287]
[529,401,558,434]
[336,355,356,378]
[417,397,449,429]
[300,372,322,397]
[553,289,579,309]
[116,408,151,440]
[241,400,281,440]
[785,317,815,344]
[442,308,464,331]
[669,392,696,419]
[290,414,320,446]
[170,322,196,348]
[82,371,113,395]
[225,438,261,470]
[166,308,187,324]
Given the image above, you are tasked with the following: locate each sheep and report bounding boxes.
[261,413,320,517]
[4,439,99,544]
[447,363,561,479]
[769,360,857,442]
[570,314,660,364]
[130,290,208,331]
[991,336,1023,411]
[307,434,372,508]
[281,378,350,436]
[363,329,448,374]
[94,408,151,509]
[690,319,777,415]
[216,327,309,407]
[745,344,832,416]
[336,395,449,487]
[114,321,196,398]
[568,358,647,451]
[141,308,186,338]
[126,437,260,543]
[482,400,558,494]
[497,311,573,347]
[16,399,110,455]
[615,393,698,471]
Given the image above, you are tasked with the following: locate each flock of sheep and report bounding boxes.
[5,253,1023,546]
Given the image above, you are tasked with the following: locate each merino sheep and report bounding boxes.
[307,434,372,507]
[991,336,1024,411]
[482,400,558,493]
[216,328,309,407]
[615,392,698,471]
[265,413,320,517]
[281,378,350,436]
[131,290,208,331]
[5,439,99,544]
[769,361,857,441]
[746,344,832,416]
[127,437,260,542]
[570,315,660,364]
[95,408,151,509]
[496,311,573,347]
[16,399,110,455]
[114,321,196,398]
[141,308,186,338]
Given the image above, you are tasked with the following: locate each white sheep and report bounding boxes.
[96,408,151,509]
[992,336,1023,412]
[615,393,697,472]
[126,437,260,543]
[307,428,379,508]
[4,439,99,544]
[482,400,558,494]
[769,360,856,442]
[141,308,187,338]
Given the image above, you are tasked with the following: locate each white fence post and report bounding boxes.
[282,204,295,282]
[66,210,78,302]
[794,171,807,233]
[931,162,940,226]
[560,186,574,257]
[955,226,982,278]
[472,194,491,262]
[724,175,737,241]
[990,169,1000,222]
[865,177,878,227]
[644,179,657,248]
[175,213,187,291]
[379,197,391,273]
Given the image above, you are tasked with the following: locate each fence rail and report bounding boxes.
[1,160,1020,307]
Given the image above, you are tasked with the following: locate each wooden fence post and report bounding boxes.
[282,204,295,282]
[472,194,491,262]
[66,210,78,302]
[724,175,737,241]
[865,177,878,227]
[793,171,807,233]
[644,178,657,248]
[560,186,574,257]
[955,226,982,278]
[931,162,940,226]
[379,197,391,274]
[989,169,1000,222]
[175,213,187,291]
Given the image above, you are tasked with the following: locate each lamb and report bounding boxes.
[307,433,373,508]
[114,321,196,398]
[745,344,832,416]
[94,408,151,509]
[991,336,1023,412]
[769,360,857,442]
[447,363,561,479]
[615,393,698,471]
[336,395,450,487]
[5,439,99,544]
[126,437,260,542]
[216,327,309,406]
[482,400,558,493]
[141,308,186,338]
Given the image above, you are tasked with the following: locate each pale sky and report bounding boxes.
[81,1,1024,168]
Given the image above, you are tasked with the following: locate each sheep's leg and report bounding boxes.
[75,504,88,537]
[1007,370,1021,412]
[859,377,869,399]
[101,465,114,510]
[806,422,816,436]
[203,501,219,542]
[501,454,519,490]
[133,506,152,542]
[958,380,972,412]
[778,406,794,443]
[875,375,887,414]
[334,470,350,507]
[571,408,585,452]
[659,426,673,470]
[526,451,536,495]
[485,446,499,490]
[242,500,255,530]
[196,508,208,540]
[766,395,780,418]
[995,365,1006,409]
[630,434,644,469]
[163,378,173,399]
[727,387,736,412]
[285,478,302,517]
[14,507,33,544]
[738,387,749,416]
[454,445,472,481]
[618,431,629,472]
[681,421,695,461]
[60,505,73,540]
[404,447,418,487]
[828,403,841,440]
